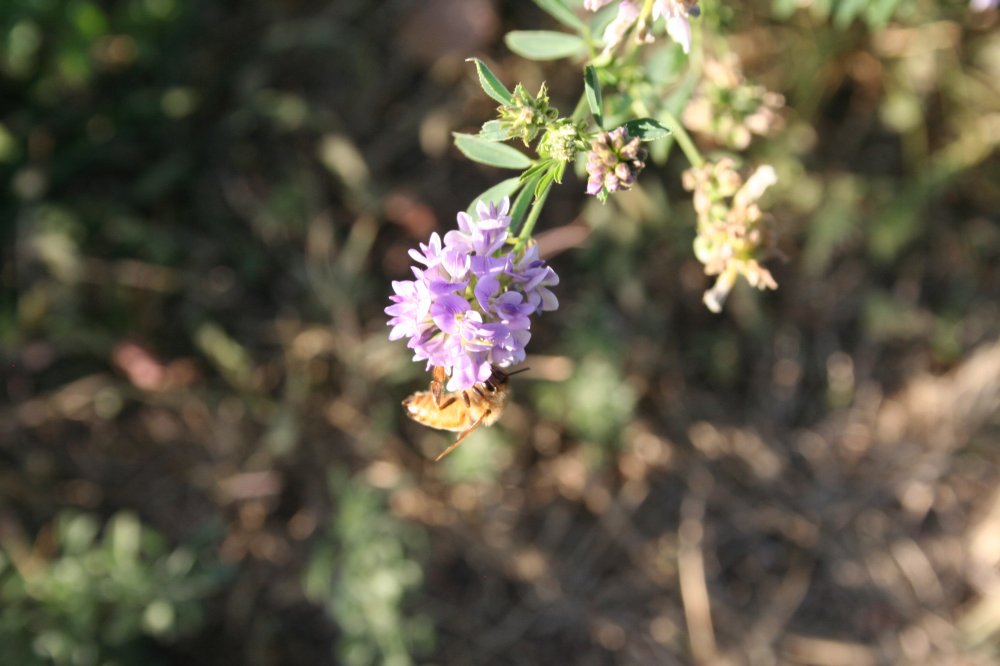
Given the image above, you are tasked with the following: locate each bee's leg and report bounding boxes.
[434,409,490,462]
[463,390,472,407]
[431,366,448,408]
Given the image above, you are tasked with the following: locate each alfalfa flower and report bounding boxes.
[600,1,641,51]
[682,55,785,150]
[682,159,779,312]
[649,0,699,53]
[586,126,647,202]
[386,198,559,391]
[971,0,998,10]
[588,0,700,54]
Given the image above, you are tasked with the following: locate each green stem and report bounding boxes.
[570,92,590,123]
[513,179,553,254]
[659,111,704,168]
[631,94,703,168]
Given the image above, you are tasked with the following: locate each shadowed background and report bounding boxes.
[2,0,1000,664]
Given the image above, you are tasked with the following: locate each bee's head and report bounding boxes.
[487,366,529,390]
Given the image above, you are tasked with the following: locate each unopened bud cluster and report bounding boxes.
[586,127,647,202]
[683,56,785,150]
[682,158,779,312]
[538,120,584,163]
[499,83,559,146]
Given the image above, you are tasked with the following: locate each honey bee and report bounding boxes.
[402,365,528,461]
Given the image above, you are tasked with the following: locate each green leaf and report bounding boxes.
[505,31,587,61]
[520,158,555,182]
[467,178,522,216]
[584,65,603,128]
[466,58,512,105]
[479,120,508,142]
[531,0,586,31]
[534,170,556,198]
[453,133,533,169]
[551,160,567,185]
[620,118,671,142]
[509,171,544,234]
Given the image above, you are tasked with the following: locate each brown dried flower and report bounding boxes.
[682,159,779,312]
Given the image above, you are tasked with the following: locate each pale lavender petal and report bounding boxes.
[442,247,470,280]
[474,275,500,312]
[426,279,467,295]
[456,211,474,234]
[602,1,640,49]
[665,15,691,53]
[537,288,559,311]
[430,294,469,334]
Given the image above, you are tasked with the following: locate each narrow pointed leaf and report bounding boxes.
[467,178,522,216]
[620,118,671,142]
[552,160,566,184]
[520,158,554,182]
[531,0,586,31]
[505,31,587,61]
[466,58,513,105]
[584,65,603,128]
[534,170,556,198]
[509,171,544,234]
[453,133,533,169]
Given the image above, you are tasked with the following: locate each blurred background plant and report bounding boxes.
[304,473,431,666]
[0,511,228,666]
[2,0,1000,664]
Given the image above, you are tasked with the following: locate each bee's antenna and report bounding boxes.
[496,366,530,380]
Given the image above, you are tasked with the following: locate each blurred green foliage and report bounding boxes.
[304,474,432,666]
[0,511,229,666]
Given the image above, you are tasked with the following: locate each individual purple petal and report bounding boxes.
[537,287,559,311]
[474,275,501,313]
[408,232,444,267]
[456,211,474,234]
[448,353,492,392]
[601,1,640,50]
[443,229,474,254]
[665,15,691,53]
[430,294,470,334]
[470,254,507,279]
[442,247,470,280]
[426,278,467,296]
[475,198,511,229]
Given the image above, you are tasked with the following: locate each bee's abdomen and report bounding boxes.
[402,392,471,432]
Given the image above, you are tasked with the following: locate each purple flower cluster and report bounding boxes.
[586,127,647,201]
[386,198,559,392]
